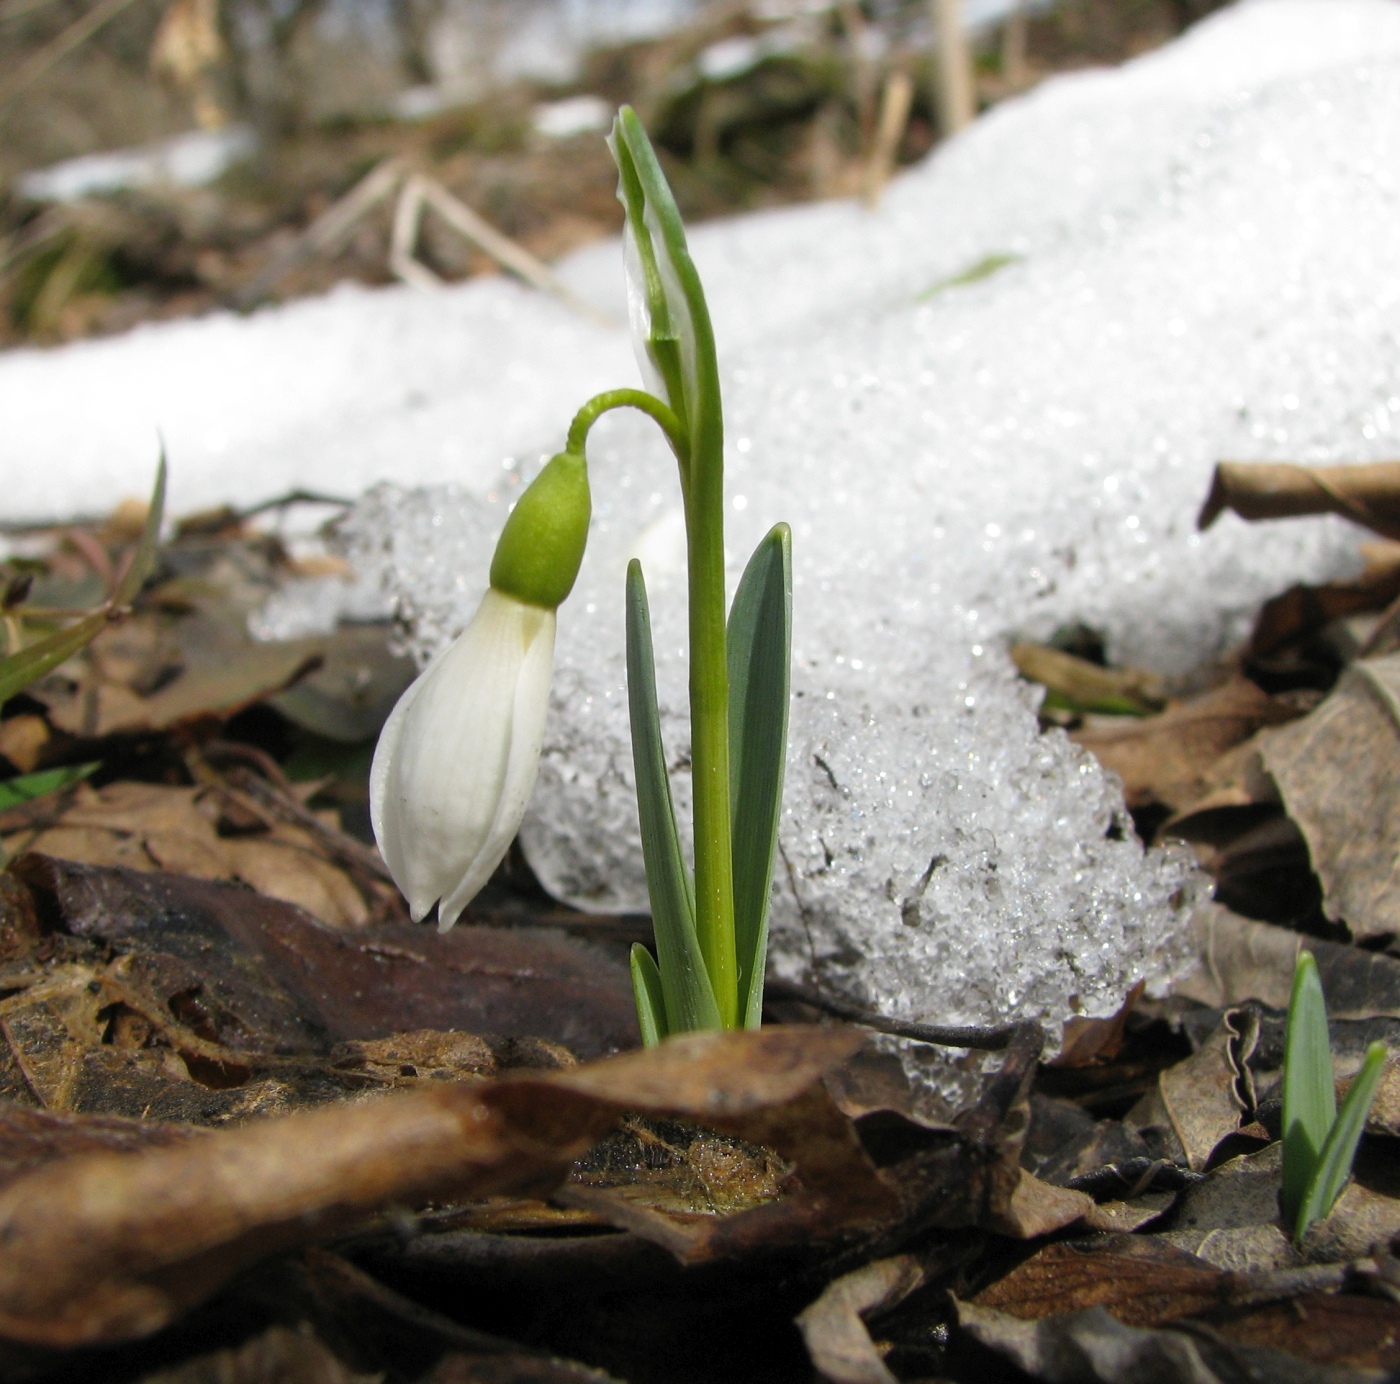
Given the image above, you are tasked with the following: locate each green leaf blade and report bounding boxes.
[1296,1039,1388,1241]
[1282,950,1336,1228]
[0,761,98,811]
[629,944,668,1047]
[727,524,791,1029]
[112,452,167,606]
[625,560,721,1033]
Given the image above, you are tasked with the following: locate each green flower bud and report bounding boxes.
[489,450,591,609]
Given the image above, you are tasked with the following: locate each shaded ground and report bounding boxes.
[0,0,1229,347]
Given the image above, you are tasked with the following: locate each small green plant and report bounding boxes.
[370,110,790,1042]
[0,457,165,707]
[1282,950,1388,1241]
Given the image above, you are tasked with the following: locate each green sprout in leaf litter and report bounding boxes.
[1282,949,1388,1241]
[371,108,791,1040]
[0,455,165,708]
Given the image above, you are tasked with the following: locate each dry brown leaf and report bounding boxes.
[1011,642,1166,716]
[0,715,48,773]
[1199,460,1400,540]
[1247,540,1400,664]
[982,1168,1095,1238]
[3,781,379,930]
[971,1235,1226,1328]
[1128,1020,1247,1172]
[1054,981,1143,1067]
[0,1027,863,1349]
[1072,677,1300,813]
[794,1255,924,1384]
[1258,653,1400,940]
[1216,1293,1400,1374]
[9,853,640,1065]
[34,604,325,739]
[1178,902,1400,1016]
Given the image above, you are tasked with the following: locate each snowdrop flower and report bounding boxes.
[371,451,590,930]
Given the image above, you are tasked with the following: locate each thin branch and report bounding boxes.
[765,977,1029,1051]
[0,0,146,115]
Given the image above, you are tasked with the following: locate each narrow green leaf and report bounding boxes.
[626,559,721,1033]
[0,455,166,706]
[0,761,98,811]
[727,524,791,1029]
[0,608,112,707]
[1282,950,1335,1229]
[1296,1039,1388,1241]
[630,944,668,1047]
[112,452,167,605]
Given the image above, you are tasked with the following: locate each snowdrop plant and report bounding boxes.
[370,108,791,1041]
[601,108,791,1039]
[1282,950,1387,1241]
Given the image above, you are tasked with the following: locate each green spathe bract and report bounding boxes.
[575,108,791,1040]
[489,450,592,610]
[1282,949,1389,1240]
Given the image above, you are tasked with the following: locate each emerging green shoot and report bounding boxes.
[1282,950,1389,1240]
[0,455,165,707]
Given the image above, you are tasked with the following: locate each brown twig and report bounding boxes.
[0,0,147,115]
[766,977,1030,1051]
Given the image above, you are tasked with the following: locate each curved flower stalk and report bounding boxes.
[370,450,590,932]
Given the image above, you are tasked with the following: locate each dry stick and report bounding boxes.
[412,176,617,328]
[765,977,1027,1051]
[233,157,408,310]
[863,69,915,208]
[1000,0,1028,90]
[929,0,975,136]
[388,175,443,291]
[0,0,146,115]
[0,0,65,22]
[837,0,879,143]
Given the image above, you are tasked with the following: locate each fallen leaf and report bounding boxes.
[0,1027,862,1348]
[0,1103,202,1191]
[1012,642,1166,717]
[971,1236,1226,1328]
[794,1255,924,1384]
[11,853,640,1062]
[958,1298,1360,1384]
[1215,1293,1400,1372]
[0,716,49,774]
[1178,903,1400,1016]
[1072,677,1299,814]
[1159,1223,1299,1273]
[1259,654,1400,940]
[1198,460,1400,540]
[1054,982,1144,1068]
[983,1168,1095,1238]
[1244,543,1400,688]
[2,780,383,931]
[1128,1020,1247,1171]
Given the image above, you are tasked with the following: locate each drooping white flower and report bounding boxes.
[370,447,590,931]
[370,587,555,931]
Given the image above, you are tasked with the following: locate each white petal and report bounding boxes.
[369,589,553,926]
[437,606,555,929]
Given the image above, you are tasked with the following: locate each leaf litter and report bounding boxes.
[8,466,1400,1380]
